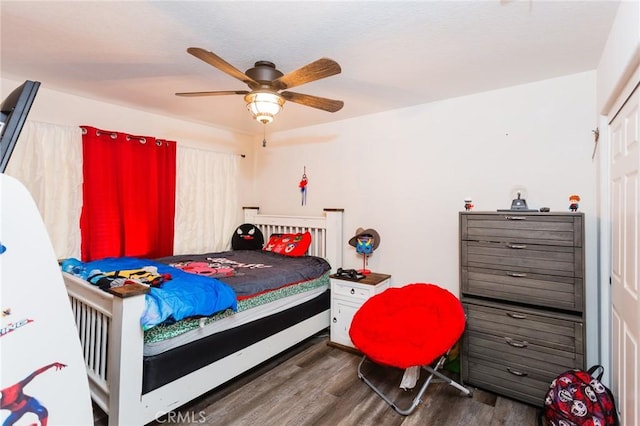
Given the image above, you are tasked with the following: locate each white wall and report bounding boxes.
[2,71,601,363]
[257,71,600,363]
[258,72,597,285]
[596,0,640,114]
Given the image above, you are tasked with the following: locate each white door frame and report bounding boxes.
[598,65,640,387]
[597,112,611,383]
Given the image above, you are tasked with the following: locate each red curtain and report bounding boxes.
[80,126,176,261]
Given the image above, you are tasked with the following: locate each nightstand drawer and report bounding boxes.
[463,300,584,355]
[331,281,375,299]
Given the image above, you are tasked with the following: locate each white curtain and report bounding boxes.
[5,121,83,259]
[4,122,239,258]
[173,146,240,254]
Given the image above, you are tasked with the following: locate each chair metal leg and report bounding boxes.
[357,355,473,416]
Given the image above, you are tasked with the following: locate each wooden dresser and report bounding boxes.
[459,211,585,406]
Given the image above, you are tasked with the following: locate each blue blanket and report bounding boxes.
[62,257,237,330]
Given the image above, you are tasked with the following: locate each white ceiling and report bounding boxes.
[0,1,620,136]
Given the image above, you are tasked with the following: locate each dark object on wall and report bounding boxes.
[231,223,264,250]
[0,80,40,173]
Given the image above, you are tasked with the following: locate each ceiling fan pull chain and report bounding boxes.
[262,123,267,148]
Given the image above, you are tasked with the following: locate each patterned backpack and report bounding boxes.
[543,365,618,426]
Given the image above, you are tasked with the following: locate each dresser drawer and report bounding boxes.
[463,300,584,355]
[462,356,555,406]
[461,240,582,278]
[460,213,583,247]
[463,327,583,406]
[461,267,583,311]
[464,330,584,371]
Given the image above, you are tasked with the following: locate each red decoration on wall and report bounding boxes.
[299,167,308,206]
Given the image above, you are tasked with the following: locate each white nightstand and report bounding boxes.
[329,272,391,350]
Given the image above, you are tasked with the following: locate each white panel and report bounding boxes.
[612,308,621,407]
[612,176,622,278]
[624,173,638,296]
[624,322,638,426]
[626,102,639,150]
[612,120,623,160]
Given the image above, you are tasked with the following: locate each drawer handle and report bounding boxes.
[507,272,527,278]
[505,216,526,220]
[506,312,527,319]
[505,337,528,348]
[506,367,528,377]
[332,317,337,323]
[350,288,355,295]
[507,244,527,249]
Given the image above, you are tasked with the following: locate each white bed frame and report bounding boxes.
[63,208,343,425]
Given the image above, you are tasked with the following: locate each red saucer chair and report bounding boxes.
[349,283,473,415]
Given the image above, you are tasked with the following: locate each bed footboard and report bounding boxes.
[64,271,147,425]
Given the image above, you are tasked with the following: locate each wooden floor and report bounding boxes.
[94,333,541,425]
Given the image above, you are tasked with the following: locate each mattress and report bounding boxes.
[142,288,330,394]
[144,274,329,356]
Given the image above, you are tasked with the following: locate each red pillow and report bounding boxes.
[263,232,312,257]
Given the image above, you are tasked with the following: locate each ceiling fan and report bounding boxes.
[176,47,344,124]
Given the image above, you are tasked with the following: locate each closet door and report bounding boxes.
[610,84,639,426]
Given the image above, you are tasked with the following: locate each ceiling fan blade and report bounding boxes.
[175,90,249,97]
[274,58,341,90]
[281,91,344,113]
[187,47,259,89]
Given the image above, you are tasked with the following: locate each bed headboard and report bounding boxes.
[243,207,344,272]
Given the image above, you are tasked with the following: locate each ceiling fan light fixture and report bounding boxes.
[244,91,285,124]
